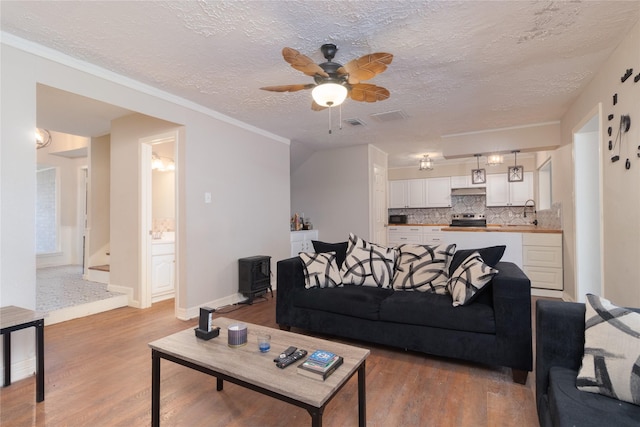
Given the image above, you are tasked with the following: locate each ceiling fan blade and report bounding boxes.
[311,100,327,111]
[349,83,390,102]
[260,84,315,92]
[282,47,329,78]
[344,52,393,84]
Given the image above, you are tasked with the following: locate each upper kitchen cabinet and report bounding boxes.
[451,175,486,188]
[389,179,426,208]
[425,177,451,207]
[389,180,408,208]
[486,172,534,206]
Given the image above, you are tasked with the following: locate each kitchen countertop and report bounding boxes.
[388,224,561,233]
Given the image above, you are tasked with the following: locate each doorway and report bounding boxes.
[573,105,604,301]
[140,132,178,309]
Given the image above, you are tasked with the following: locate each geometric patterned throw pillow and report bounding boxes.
[340,233,396,288]
[299,252,342,289]
[576,294,640,406]
[446,251,498,307]
[392,243,456,293]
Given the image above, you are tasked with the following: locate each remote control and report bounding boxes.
[275,349,307,368]
[274,346,297,362]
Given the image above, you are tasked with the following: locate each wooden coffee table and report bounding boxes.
[149,317,369,427]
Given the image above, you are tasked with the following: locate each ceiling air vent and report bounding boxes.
[343,118,366,127]
[369,109,407,123]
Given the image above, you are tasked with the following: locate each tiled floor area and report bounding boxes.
[36,265,128,324]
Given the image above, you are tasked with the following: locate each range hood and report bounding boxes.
[451,187,487,196]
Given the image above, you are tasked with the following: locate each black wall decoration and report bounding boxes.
[608,67,637,170]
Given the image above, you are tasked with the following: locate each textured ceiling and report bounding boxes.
[2,1,639,168]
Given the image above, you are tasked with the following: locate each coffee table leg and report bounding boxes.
[216,378,223,391]
[36,320,44,402]
[152,350,160,427]
[308,408,323,427]
[358,361,366,427]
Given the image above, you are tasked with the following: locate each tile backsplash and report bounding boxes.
[389,197,562,229]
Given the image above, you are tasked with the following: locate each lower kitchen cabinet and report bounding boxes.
[522,233,563,290]
[387,226,423,246]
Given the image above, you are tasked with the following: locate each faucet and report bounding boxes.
[523,199,538,226]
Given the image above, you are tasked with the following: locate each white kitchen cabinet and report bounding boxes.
[486,172,534,206]
[407,179,426,207]
[290,230,319,256]
[388,226,423,246]
[451,175,470,188]
[522,233,563,290]
[451,175,486,188]
[426,177,451,207]
[389,180,408,208]
[423,226,445,246]
[151,242,175,302]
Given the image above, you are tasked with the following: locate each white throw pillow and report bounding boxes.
[392,243,456,293]
[576,294,640,406]
[340,233,396,288]
[447,251,498,307]
[299,251,342,289]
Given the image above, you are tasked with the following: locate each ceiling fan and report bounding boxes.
[260,44,393,110]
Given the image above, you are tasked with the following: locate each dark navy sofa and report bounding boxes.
[276,256,533,383]
[536,300,640,426]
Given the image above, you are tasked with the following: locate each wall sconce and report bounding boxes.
[35,128,52,150]
[486,154,504,166]
[419,155,434,171]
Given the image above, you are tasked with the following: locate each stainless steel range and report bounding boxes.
[450,213,486,227]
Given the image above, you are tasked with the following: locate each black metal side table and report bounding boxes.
[1,305,45,402]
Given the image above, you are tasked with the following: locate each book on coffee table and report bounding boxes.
[297,354,343,381]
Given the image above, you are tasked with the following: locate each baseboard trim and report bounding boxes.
[45,294,128,325]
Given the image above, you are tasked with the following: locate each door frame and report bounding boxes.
[572,103,604,302]
[139,131,178,309]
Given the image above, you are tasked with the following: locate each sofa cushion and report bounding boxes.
[447,252,498,307]
[576,294,640,406]
[392,243,456,294]
[379,291,496,334]
[293,285,394,321]
[299,251,342,289]
[548,367,640,427]
[449,245,506,276]
[341,233,396,288]
[312,240,348,269]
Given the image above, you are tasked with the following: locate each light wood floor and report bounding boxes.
[1,295,541,427]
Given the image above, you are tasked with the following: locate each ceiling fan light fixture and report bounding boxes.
[312,82,348,107]
[419,155,433,171]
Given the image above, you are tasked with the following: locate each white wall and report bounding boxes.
[291,144,370,243]
[0,37,291,381]
[559,21,640,306]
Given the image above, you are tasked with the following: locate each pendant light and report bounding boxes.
[508,150,524,182]
[471,154,486,184]
[35,128,52,150]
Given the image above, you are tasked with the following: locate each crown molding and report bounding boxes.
[1,32,289,145]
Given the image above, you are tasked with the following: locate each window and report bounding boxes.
[36,166,59,254]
